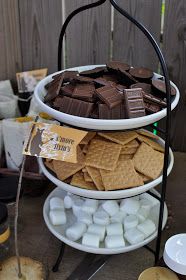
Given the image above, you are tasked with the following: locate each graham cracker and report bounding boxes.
[53,146,85,181]
[133,142,164,179]
[100,159,144,191]
[82,144,89,154]
[83,171,93,182]
[71,171,97,190]
[80,132,96,145]
[98,131,138,145]
[86,166,105,191]
[124,139,139,148]
[137,172,151,183]
[45,160,56,173]
[119,154,133,161]
[120,146,138,155]
[137,129,159,139]
[85,139,121,170]
[137,134,164,152]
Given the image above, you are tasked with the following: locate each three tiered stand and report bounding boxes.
[35,0,180,279]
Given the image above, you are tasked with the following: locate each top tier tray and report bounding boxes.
[34,65,180,131]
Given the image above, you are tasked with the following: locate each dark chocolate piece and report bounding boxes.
[143,91,166,107]
[44,75,63,102]
[59,96,93,117]
[94,77,116,87]
[73,83,95,102]
[102,74,119,84]
[152,79,176,96]
[106,61,130,72]
[130,83,152,94]
[124,88,146,118]
[129,67,153,81]
[99,103,125,119]
[53,96,64,109]
[119,70,138,86]
[145,102,160,113]
[116,84,127,93]
[79,67,106,78]
[96,86,122,109]
[72,76,94,83]
[61,84,75,97]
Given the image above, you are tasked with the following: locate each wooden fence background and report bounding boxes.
[0,0,186,151]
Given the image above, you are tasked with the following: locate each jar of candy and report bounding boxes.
[0,202,10,262]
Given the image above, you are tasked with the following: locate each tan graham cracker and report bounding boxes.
[137,129,159,139]
[85,139,121,170]
[82,144,89,154]
[119,154,134,161]
[53,146,85,181]
[71,171,97,190]
[45,160,56,173]
[80,132,96,145]
[137,172,151,183]
[137,134,164,152]
[124,139,139,148]
[86,166,105,191]
[83,171,93,182]
[100,159,144,191]
[133,142,164,180]
[98,131,138,145]
[120,146,138,155]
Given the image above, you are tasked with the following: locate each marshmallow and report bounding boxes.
[132,196,140,201]
[87,224,106,242]
[82,232,100,248]
[123,215,138,230]
[106,223,123,236]
[110,211,126,223]
[120,198,140,215]
[64,195,74,209]
[124,228,145,245]
[93,210,110,226]
[49,210,66,226]
[77,210,93,226]
[137,219,156,238]
[136,208,149,223]
[50,197,64,211]
[66,222,87,241]
[140,193,159,207]
[140,199,152,212]
[82,199,98,214]
[105,235,125,248]
[102,201,119,217]
[72,198,84,217]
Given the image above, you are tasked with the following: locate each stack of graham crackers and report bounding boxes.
[45,130,164,191]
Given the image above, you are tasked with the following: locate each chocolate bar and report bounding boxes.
[129,67,153,82]
[79,67,106,78]
[96,86,122,109]
[145,102,160,113]
[99,103,125,119]
[73,83,95,102]
[119,70,138,86]
[152,79,176,96]
[94,77,115,87]
[61,84,75,97]
[124,88,146,118]
[44,75,63,102]
[59,96,93,117]
[143,91,167,107]
[106,61,130,72]
[130,83,152,94]
[53,96,64,109]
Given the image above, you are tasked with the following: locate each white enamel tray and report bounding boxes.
[34,65,180,130]
[43,187,168,255]
[38,134,174,200]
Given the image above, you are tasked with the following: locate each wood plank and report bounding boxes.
[19,0,63,74]
[0,0,22,82]
[113,0,162,72]
[65,0,111,68]
[163,0,186,151]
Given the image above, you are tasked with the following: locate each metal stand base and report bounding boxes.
[52,242,66,272]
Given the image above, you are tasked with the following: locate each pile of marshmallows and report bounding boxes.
[49,194,158,249]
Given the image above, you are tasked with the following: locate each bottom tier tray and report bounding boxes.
[43,187,168,255]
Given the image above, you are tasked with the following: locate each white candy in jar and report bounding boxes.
[82,199,98,214]
[120,198,140,215]
[124,228,145,245]
[102,201,119,217]
[140,199,152,212]
[50,197,64,211]
[105,235,125,248]
[110,210,126,223]
[137,219,156,238]
[123,215,138,230]
[64,195,74,209]
[77,210,93,226]
[82,232,100,248]
[136,207,149,223]
[87,224,106,242]
[66,222,87,241]
[93,210,110,226]
[106,223,123,236]
[72,198,84,217]
[49,210,66,226]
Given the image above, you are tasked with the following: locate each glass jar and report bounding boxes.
[0,202,10,262]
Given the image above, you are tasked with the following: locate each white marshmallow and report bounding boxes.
[50,197,64,211]
[124,228,145,245]
[140,199,152,212]
[82,199,98,214]
[137,219,156,238]
[72,198,84,217]
[140,193,159,207]
[49,210,66,226]
[123,215,138,230]
[93,210,110,226]
[106,223,123,236]
[77,210,93,226]
[110,211,126,223]
[82,233,100,248]
[105,235,125,248]
[120,198,140,215]
[64,195,73,209]
[136,207,149,223]
[66,222,87,241]
[87,224,106,242]
[102,201,119,216]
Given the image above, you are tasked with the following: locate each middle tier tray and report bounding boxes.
[38,136,174,200]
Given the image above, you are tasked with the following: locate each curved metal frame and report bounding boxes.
[55,0,172,273]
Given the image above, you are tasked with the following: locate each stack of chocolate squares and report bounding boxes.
[44,61,176,119]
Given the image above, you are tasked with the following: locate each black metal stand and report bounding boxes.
[53,0,172,278]
[52,242,66,272]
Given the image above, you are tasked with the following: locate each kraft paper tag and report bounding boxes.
[16,68,48,93]
[23,122,87,163]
